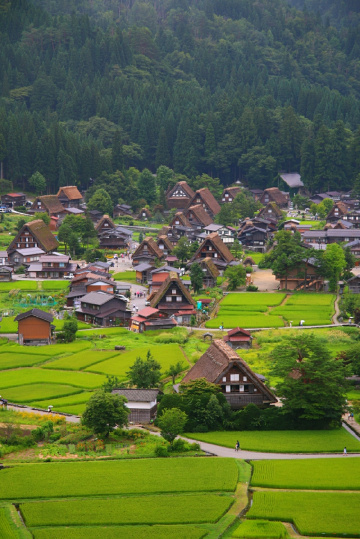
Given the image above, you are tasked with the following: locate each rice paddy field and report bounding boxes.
[206,292,336,329]
[0,458,239,538]
[247,491,360,537]
[185,429,360,453]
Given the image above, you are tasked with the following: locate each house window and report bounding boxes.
[172,289,177,294]
[166,296,172,302]
[243,376,247,381]
[254,388,257,392]
[59,263,65,268]
[214,253,218,257]
[226,385,231,393]
[176,296,182,302]
[230,374,239,381]
[222,376,226,382]
[240,385,244,392]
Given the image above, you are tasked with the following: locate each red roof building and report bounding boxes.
[130,307,177,333]
[223,327,253,350]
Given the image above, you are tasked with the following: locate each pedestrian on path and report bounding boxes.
[343,446,347,455]
[235,440,240,452]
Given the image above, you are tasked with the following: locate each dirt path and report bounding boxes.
[332,293,341,324]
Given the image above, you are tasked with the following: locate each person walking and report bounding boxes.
[343,446,347,456]
[235,440,240,452]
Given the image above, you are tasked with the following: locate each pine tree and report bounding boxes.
[111,130,124,172]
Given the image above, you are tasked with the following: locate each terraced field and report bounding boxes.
[206,292,336,329]
[0,458,239,538]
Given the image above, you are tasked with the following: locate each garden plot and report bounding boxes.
[251,458,360,490]
[247,491,360,537]
[44,350,119,371]
[185,429,360,453]
[21,493,233,526]
[0,352,50,370]
[86,344,186,378]
[0,458,238,500]
[32,525,206,539]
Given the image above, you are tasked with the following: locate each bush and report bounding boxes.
[154,443,169,457]
[246,284,258,291]
[15,265,25,274]
[171,438,187,452]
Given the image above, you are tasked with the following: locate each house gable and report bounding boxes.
[8,220,59,254]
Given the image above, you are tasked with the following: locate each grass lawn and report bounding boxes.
[247,491,360,537]
[3,383,83,403]
[111,270,137,283]
[185,429,360,453]
[251,458,360,490]
[232,520,289,538]
[21,494,233,526]
[41,280,69,290]
[0,458,238,499]
[86,344,187,379]
[348,389,360,401]
[32,525,207,539]
[43,350,119,371]
[244,252,264,265]
[0,367,105,390]
[0,352,50,370]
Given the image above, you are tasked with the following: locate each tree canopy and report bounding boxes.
[82,390,129,437]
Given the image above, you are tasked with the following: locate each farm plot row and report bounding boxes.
[0,458,238,500]
[206,293,336,329]
[185,429,360,453]
[32,525,207,539]
[247,491,360,537]
[0,281,69,291]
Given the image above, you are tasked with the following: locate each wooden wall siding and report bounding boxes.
[18,317,51,340]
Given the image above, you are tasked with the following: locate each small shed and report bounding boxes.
[0,266,13,281]
[14,309,54,345]
[223,327,253,349]
[243,256,256,267]
[111,388,159,423]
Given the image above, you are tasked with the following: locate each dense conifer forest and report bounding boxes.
[1,0,360,200]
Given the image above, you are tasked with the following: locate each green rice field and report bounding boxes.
[3,383,83,403]
[41,280,69,290]
[251,458,360,490]
[29,392,93,410]
[185,429,360,453]
[247,491,360,536]
[111,270,137,283]
[21,494,233,526]
[0,458,238,500]
[206,292,336,329]
[0,352,50,370]
[232,520,289,538]
[0,367,105,390]
[44,350,119,371]
[32,525,207,539]
[0,505,22,539]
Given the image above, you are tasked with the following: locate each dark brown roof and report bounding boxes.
[223,186,241,197]
[95,214,115,231]
[15,308,54,323]
[327,202,348,219]
[112,388,159,401]
[57,186,83,200]
[191,233,235,263]
[150,272,196,309]
[258,202,283,218]
[33,195,65,215]
[167,181,195,199]
[182,340,276,402]
[187,188,221,216]
[133,237,164,260]
[138,208,152,219]
[260,188,288,206]
[27,220,59,252]
[157,235,173,253]
[185,204,213,226]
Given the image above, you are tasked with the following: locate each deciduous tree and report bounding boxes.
[126,350,161,388]
[158,408,188,445]
[82,390,129,437]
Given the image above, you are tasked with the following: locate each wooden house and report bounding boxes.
[97,226,132,250]
[132,237,164,266]
[258,202,283,222]
[0,251,9,266]
[182,340,276,409]
[190,233,235,266]
[8,247,45,268]
[275,258,324,291]
[26,254,76,279]
[166,181,195,210]
[75,291,130,326]
[150,272,196,323]
[113,204,133,218]
[157,235,173,255]
[221,186,241,203]
[203,224,236,244]
[57,186,83,208]
[186,188,221,218]
[279,173,305,195]
[95,215,116,233]
[238,226,270,252]
[184,204,213,228]
[347,275,360,293]
[15,309,54,345]
[259,187,289,209]
[135,263,155,284]
[192,257,219,288]
[0,266,13,281]
[137,208,152,221]
[28,196,66,224]
[112,389,159,423]
[67,278,116,307]
[7,220,59,255]
[130,307,177,333]
[326,202,348,223]
[169,212,192,228]
[1,192,26,207]
[148,265,182,294]
[223,328,252,350]
[88,209,103,223]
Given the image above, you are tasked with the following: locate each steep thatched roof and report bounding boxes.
[150,271,196,308]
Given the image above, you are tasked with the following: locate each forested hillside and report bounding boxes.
[1,0,360,200]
